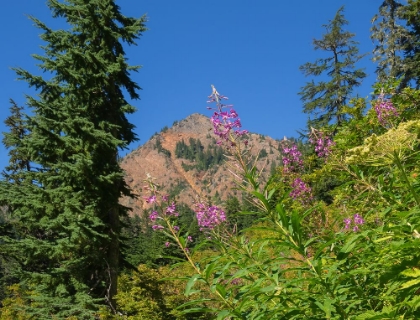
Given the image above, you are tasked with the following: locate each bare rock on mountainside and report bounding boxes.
[120,113,283,216]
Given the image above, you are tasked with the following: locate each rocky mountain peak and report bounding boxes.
[120,114,283,216]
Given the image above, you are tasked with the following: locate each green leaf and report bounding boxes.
[215,284,227,298]
[216,310,232,319]
[259,285,276,293]
[231,268,250,280]
[290,210,303,246]
[275,203,289,228]
[400,268,420,278]
[204,262,217,282]
[373,236,393,243]
[313,239,336,259]
[267,188,276,201]
[314,297,335,319]
[251,190,270,211]
[398,278,420,290]
[339,234,360,254]
[178,236,186,248]
[185,274,201,296]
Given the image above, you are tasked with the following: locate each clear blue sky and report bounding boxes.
[1,1,382,171]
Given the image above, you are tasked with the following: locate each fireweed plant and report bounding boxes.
[374,91,399,128]
[309,127,335,159]
[280,139,303,173]
[143,173,238,313]
[279,139,314,206]
[289,178,313,205]
[149,85,420,319]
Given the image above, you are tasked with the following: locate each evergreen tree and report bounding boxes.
[400,0,420,88]
[0,101,30,305]
[371,0,408,84]
[2,100,30,178]
[299,6,366,128]
[0,0,146,317]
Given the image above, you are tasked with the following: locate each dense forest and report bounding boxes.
[1,0,420,319]
[175,138,224,171]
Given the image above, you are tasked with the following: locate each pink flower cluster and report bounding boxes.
[309,131,335,158]
[374,93,399,127]
[144,194,178,231]
[145,195,156,204]
[195,202,226,230]
[149,211,158,221]
[165,202,178,217]
[289,178,313,204]
[281,141,303,173]
[207,85,248,146]
[344,214,365,232]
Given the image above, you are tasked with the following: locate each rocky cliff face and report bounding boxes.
[120,113,283,216]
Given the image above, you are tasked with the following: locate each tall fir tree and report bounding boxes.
[2,100,31,178]
[0,100,29,304]
[400,0,420,88]
[371,0,409,84]
[0,0,146,317]
[299,6,366,129]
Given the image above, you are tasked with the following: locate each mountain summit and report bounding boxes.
[120,113,283,216]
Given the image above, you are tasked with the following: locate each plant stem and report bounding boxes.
[393,151,420,206]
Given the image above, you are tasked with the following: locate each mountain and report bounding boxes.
[120,113,284,216]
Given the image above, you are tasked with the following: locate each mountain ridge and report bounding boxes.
[120,113,283,216]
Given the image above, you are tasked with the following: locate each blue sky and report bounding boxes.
[1,1,382,171]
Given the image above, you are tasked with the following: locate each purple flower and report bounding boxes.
[289,178,313,204]
[195,202,226,230]
[309,129,335,158]
[165,202,178,216]
[374,92,399,126]
[343,213,365,232]
[162,194,169,202]
[207,85,248,147]
[152,225,164,231]
[165,242,171,247]
[173,225,180,232]
[281,141,303,173]
[149,211,159,222]
[344,218,352,230]
[353,214,365,225]
[187,236,193,242]
[144,195,157,204]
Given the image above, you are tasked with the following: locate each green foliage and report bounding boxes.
[168,180,188,199]
[98,262,214,320]
[154,85,420,319]
[299,6,367,128]
[175,138,224,171]
[0,0,146,316]
[122,214,169,268]
[224,196,258,231]
[258,148,268,159]
[371,0,407,83]
[2,100,30,176]
[114,265,172,319]
[3,1,420,318]
[400,0,420,88]
[154,138,171,157]
[122,204,203,268]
